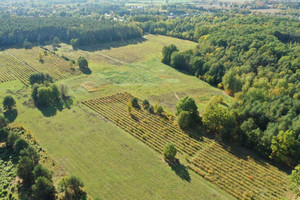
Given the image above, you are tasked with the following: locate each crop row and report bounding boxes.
[8,48,81,81]
[82,93,208,156]
[189,143,288,200]
[0,53,35,85]
[83,93,289,200]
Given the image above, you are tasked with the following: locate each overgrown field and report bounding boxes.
[6,47,81,81]
[83,92,289,200]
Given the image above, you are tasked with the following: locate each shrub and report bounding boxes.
[32,177,55,200]
[148,105,154,114]
[17,156,35,186]
[29,72,53,85]
[142,99,150,109]
[177,111,192,130]
[33,164,52,180]
[3,96,16,111]
[163,143,177,161]
[7,132,20,148]
[131,97,140,109]
[0,115,7,129]
[156,106,164,115]
[78,56,90,73]
[58,176,87,200]
[13,138,29,155]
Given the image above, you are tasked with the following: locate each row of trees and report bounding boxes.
[0,16,143,48]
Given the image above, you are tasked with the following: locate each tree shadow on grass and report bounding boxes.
[77,37,147,52]
[37,101,64,117]
[4,109,18,122]
[168,159,191,182]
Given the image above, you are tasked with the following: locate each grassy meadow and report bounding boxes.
[47,34,230,113]
[0,35,236,199]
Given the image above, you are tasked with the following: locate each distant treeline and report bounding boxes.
[0,16,143,47]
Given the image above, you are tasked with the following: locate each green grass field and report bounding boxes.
[0,81,233,199]
[47,34,230,113]
[0,35,236,199]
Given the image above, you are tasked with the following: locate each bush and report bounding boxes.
[33,164,52,181]
[148,105,154,114]
[17,156,35,186]
[32,177,55,200]
[163,143,177,161]
[13,138,29,155]
[29,72,53,85]
[131,97,140,109]
[7,132,20,148]
[0,115,7,129]
[156,106,164,115]
[58,176,87,200]
[3,96,16,111]
[177,111,192,130]
[78,56,90,73]
[142,99,150,109]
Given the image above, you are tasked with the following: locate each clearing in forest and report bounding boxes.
[83,93,289,200]
[6,47,81,81]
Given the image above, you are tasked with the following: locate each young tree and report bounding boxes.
[161,44,178,65]
[163,143,177,161]
[13,138,29,155]
[3,95,16,111]
[142,99,150,109]
[177,111,192,130]
[53,37,61,47]
[148,105,154,114]
[270,130,300,165]
[59,84,69,100]
[70,38,79,49]
[176,96,198,116]
[17,156,35,186]
[32,177,55,200]
[131,97,140,109]
[7,132,19,148]
[289,165,300,198]
[33,164,53,180]
[37,52,43,62]
[170,52,186,70]
[78,56,90,73]
[222,70,242,96]
[0,115,7,129]
[58,176,87,200]
[37,87,53,107]
[176,96,199,129]
[202,97,236,140]
[29,72,53,85]
[156,105,164,116]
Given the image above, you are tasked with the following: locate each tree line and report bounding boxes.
[158,13,299,167]
[0,16,142,48]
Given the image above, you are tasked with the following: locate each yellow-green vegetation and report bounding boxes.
[48,34,230,112]
[6,47,81,81]
[83,92,289,200]
[0,52,35,85]
[0,82,233,200]
[0,35,289,199]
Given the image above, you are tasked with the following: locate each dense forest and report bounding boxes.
[152,14,300,166]
[0,16,142,48]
